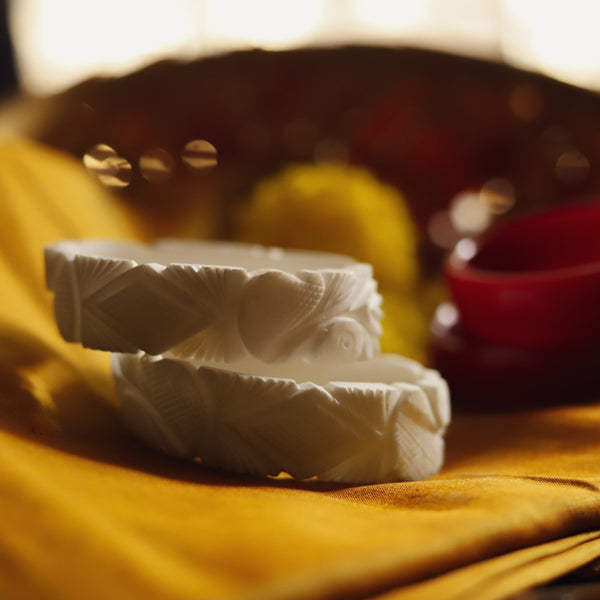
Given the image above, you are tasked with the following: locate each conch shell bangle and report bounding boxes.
[45,239,451,483]
[45,240,383,363]
[113,352,450,484]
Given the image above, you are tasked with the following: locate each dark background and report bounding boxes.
[0,0,17,98]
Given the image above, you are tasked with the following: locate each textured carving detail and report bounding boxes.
[165,265,250,363]
[113,353,450,483]
[237,269,382,362]
[45,240,382,363]
[44,245,78,341]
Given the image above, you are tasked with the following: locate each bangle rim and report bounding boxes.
[45,239,383,363]
[113,352,450,484]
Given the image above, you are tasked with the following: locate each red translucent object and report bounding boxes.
[428,311,600,410]
[446,199,600,349]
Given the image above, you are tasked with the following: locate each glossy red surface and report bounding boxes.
[428,308,600,410]
[446,200,600,349]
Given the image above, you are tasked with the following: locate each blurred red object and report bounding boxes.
[429,308,600,410]
[446,199,600,349]
[7,45,600,275]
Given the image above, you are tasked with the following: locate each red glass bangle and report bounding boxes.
[428,305,600,410]
[446,199,600,350]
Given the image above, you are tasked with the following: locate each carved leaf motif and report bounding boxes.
[393,386,446,481]
[395,383,439,432]
[49,252,134,344]
[75,253,134,298]
[83,264,209,354]
[47,241,384,362]
[114,355,450,483]
[238,270,325,362]
[74,256,144,351]
[113,354,190,457]
[194,367,305,476]
[139,357,212,449]
[165,265,248,362]
[321,383,398,482]
[403,370,451,430]
[238,269,383,362]
[163,264,248,313]
[44,246,68,290]
[45,249,79,341]
[311,270,357,316]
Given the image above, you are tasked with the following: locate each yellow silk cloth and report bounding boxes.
[1,137,599,600]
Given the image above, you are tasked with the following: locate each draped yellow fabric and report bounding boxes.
[1,137,600,600]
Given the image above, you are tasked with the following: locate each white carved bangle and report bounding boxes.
[45,240,383,363]
[112,352,451,483]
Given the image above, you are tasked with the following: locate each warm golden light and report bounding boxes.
[10,0,600,95]
[10,0,200,94]
[203,0,323,50]
[352,0,431,33]
[500,0,600,89]
[182,140,218,171]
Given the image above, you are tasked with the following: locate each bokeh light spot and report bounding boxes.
[480,177,516,214]
[455,238,478,262]
[182,139,218,171]
[449,191,493,235]
[555,150,590,185]
[139,147,175,183]
[83,143,118,173]
[84,143,132,188]
[97,156,132,189]
[434,302,459,329]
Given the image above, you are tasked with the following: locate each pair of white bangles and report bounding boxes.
[45,240,451,483]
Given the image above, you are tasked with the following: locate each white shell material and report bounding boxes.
[45,240,382,363]
[112,352,451,484]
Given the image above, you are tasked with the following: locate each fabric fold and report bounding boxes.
[0,138,599,600]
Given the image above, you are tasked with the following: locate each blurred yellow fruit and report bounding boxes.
[235,163,430,360]
[236,163,418,291]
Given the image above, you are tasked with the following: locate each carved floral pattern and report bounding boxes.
[113,352,450,484]
[45,241,382,363]
[47,240,452,483]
